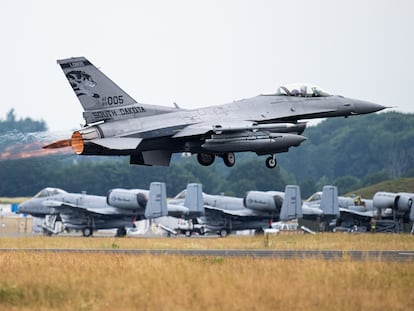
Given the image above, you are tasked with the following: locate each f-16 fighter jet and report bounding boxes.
[45,57,385,168]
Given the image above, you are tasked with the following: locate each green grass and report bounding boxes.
[346,177,414,198]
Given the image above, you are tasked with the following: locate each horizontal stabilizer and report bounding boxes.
[91,137,143,150]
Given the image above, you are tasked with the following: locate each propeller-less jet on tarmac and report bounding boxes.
[44,57,385,168]
[168,185,302,237]
[18,182,168,237]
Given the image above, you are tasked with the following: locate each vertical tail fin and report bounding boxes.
[320,186,339,216]
[280,185,302,221]
[145,182,168,219]
[184,183,204,217]
[57,57,176,124]
[58,57,137,112]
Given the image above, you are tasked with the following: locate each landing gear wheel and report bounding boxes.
[185,230,192,237]
[222,152,236,167]
[82,227,93,237]
[197,153,215,166]
[265,156,277,168]
[116,227,127,237]
[219,229,229,238]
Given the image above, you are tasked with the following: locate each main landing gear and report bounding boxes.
[197,152,277,168]
[197,152,235,167]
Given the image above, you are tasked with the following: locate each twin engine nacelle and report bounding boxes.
[107,188,150,209]
[373,192,413,213]
[243,191,284,212]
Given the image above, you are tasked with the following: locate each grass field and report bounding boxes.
[1,233,414,250]
[0,234,414,310]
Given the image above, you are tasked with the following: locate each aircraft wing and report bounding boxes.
[339,208,374,218]
[205,205,261,217]
[43,200,124,216]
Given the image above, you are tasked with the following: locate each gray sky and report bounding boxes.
[1,0,413,131]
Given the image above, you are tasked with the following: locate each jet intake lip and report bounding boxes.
[71,131,85,154]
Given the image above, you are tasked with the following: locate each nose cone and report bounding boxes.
[283,133,307,147]
[352,100,386,115]
[17,202,28,214]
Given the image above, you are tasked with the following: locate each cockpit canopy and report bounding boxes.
[34,187,67,198]
[276,83,332,97]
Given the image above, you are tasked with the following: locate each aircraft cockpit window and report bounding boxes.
[276,84,331,97]
[173,190,187,200]
[34,189,50,198]
[306,193,322,202]
[33,188,66,198]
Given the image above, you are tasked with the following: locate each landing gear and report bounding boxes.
[265,155,277,168]
[82,227,93,237]
[116,227,127,237]
[222,152,235,167]
[219,228,229,238]
[197,153,215,166]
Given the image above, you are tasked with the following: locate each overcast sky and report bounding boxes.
[1,0,413,131]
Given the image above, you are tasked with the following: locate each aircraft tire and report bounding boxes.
[219,229,229,238]
[222,152,236,167]
[117,228,127,237]
[82,227,93,237]
[197,153,215,166]
[265,156,277,168]
[185,230,192,237]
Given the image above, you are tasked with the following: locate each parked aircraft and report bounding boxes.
[148,183,206,236]
[335,191,414,232]
[168,185,302,237]
[298,186,340,231]
[44,57,385,168]
[17,182,167,237]
[307,190,414,232]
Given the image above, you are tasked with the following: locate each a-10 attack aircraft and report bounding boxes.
[18,182,169,237]
[305,190,414,232]
[168,185,303,237]
[44,57,385,168]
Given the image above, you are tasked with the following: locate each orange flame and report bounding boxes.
[0,141,72,160]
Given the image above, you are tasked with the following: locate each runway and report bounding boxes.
[1,248,413,261]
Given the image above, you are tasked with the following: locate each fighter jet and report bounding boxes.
[44,57,385,168]
[18,182,167,237]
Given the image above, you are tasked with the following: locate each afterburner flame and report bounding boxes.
[0,141,72,160]
[71,131,84,154]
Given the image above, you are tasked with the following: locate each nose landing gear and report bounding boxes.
[265,155,277,168]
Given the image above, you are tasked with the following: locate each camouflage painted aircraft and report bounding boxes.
[44,57,385,168]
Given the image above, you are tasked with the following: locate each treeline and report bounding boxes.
[277,111,414,195]
[0,109,47,134]
[0,111,413,198]
[0,156,295,197]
